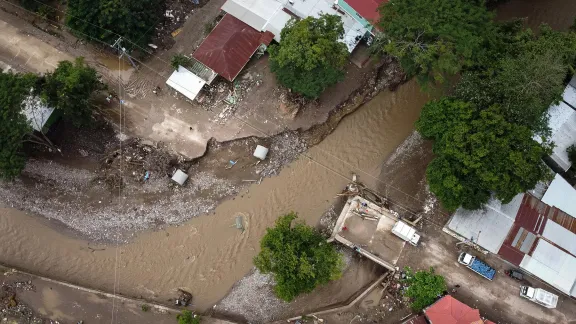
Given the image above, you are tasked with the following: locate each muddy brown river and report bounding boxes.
[1,0,574,313]
[0,80,430,311]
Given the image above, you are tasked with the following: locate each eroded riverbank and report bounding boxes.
[0,78,431,312]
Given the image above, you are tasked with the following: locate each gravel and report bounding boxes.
[255,131,307,178]
[215,269,285,323]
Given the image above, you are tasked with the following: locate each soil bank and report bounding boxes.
[0,79,431,312]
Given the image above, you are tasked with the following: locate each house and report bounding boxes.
[22,93,58,133]
[192,14,274,82]
[336,0,387,31]
[221,0,373,53]
[403,295,495,324]
[537,75,576,171]
[444,174,576,297]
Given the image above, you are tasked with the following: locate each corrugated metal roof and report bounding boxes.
[542,174,576,218]
[193,14,267,82]
[520,239,576,296]
[424,295,486,324]
[22,95,55,132]
[343,0,386,24]
[447,194,520,253]
[165,66,206,101]
[540,84,576,171]
[542,220,576,255]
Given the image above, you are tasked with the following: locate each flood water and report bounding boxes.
[0,80,430,311]
[1,0,574,313]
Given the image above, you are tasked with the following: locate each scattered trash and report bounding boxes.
[226,160,237,169]
[171,28,183,38]
[144,171,150,181]
[148,43,158,49]
[171,169,189,185]
[165,10,175,18]
[253,145,269,160]
[175,289,192,306]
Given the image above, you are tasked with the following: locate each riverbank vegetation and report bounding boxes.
[0,58,102,179]
[379,0,576,211]
[402,267,446,311]
[254,212,344,301]
[269,14,348,99]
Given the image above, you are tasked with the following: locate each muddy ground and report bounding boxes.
[0,56,404,243]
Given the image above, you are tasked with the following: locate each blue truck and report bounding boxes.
[458,252,496,280]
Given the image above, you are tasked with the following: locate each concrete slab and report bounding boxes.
[331,196,405,270]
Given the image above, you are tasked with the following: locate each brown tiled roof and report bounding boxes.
[193,14,268,81]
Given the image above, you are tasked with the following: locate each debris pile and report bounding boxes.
[0,280,43,323]
[255,131,307,177]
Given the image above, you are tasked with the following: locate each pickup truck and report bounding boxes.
[520,286,558,308]
[458,252,496,280]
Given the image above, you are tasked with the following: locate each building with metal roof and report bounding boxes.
[339,0,387,28]
[221,0,370,53]
[423,295,494,324]
[192,14,273,82]
[166,66,206,101]
[220,0,291,42]
[539,79,576,171]
[445,179,576,297]
[542,173,576,218]
[22,93,57,133]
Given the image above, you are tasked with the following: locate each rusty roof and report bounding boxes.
[193,14,268,82]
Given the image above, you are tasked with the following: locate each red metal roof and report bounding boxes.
[425,296,485,324]
[344,0,387,24]
[193,14,269,82]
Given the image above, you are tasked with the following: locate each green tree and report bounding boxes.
[254,213,344,301]
[176,310,200,324]
[0,71,37,179]
[40,57,102,127]
[268,15,348,98]
[456,25,576,133]
[171,54,193,70]
[416,98,551,211]
[377,0,494,86]
[66,0,162,47]
[402,267,446,311]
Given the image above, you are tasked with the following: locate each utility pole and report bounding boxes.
[111,37,138,69]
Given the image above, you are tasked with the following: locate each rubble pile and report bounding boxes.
[0,280,43,323]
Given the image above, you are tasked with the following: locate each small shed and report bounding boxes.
[171,169,189,185]
[22,94,57,132]
[166,66,206,101]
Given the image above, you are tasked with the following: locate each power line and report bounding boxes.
[2,0,448,237]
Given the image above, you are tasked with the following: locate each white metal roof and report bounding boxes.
[221,0,290,42]
[520,239,576,296]
[447,194,522,253]
[540,84,576,171]
[22,94,55,132]
[542,173,576,218]
[166,66,206,101]
[542,220,576,255]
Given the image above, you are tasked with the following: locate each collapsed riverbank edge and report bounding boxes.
[1,55,408,320]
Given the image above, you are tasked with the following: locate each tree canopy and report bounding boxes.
[40,57,102,127]
[268,14,348,98]
[66,0,162,47]
[455,25,576,133]
[176,310,200,324]
[0,71,36,179]
[416,98,551,211]
[377,0,494,86]
[402,267,446,311]
[254,213,343,301]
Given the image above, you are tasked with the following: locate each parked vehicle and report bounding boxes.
[391,221,420,246]
[457,252,496,280]
[520,286,558,308]
[505,269,524,281]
